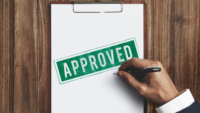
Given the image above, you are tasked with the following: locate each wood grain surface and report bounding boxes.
[0,0,200,113]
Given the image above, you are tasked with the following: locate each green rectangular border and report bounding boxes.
[53,38,140,84]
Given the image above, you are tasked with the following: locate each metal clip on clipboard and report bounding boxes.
[73,1,123,13]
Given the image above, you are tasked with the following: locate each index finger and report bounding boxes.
[118,58,152,71]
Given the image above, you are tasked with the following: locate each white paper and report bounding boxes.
[51,4,144,113]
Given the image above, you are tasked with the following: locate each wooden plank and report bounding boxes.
[37,0,51,112]
[197,0,200,102]
[14,0,39,113]
[174,0,200,102]
[0,0,14,113]
[14,0,51,112]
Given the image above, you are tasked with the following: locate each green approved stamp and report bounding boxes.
[54,38,140,84]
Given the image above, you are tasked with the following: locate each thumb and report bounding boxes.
[118,71,143,90]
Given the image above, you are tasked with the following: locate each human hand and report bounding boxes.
[117,58,179,106]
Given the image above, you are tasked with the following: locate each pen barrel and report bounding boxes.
[133,67,161,73]
[130,67,161,82]
[142,68,161,73]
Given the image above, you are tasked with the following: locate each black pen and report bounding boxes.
[113,66,161,75]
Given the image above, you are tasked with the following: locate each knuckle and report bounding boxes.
[124,74,134,85]
[128,78,133,85]
[123,74,129,81]
[124,75,131,82]
[155,61,162,66]
[151,61,162,66]
[131,57,137,63]
[138,85,147,95]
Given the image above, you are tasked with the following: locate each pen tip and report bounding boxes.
[113,72,118,75]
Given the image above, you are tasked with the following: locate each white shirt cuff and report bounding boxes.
[156,89,195,113]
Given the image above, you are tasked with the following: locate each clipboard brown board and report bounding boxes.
[47,1,147,113]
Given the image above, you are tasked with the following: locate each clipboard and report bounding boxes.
[48,1,147,113]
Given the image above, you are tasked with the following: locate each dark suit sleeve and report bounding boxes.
[177,100,200,113]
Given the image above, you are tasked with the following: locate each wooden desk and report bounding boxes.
[0,0,199,113]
